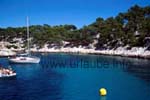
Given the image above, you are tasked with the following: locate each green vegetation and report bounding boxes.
[0,5,150,49]
[6,45,18,49]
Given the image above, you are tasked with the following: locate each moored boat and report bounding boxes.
[0,66,16,78]
[8,17,40,64]
[9,56,40,64]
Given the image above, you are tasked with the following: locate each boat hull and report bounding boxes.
[0,73,16,78]
[9,57,40,64]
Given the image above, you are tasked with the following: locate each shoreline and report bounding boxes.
[30,47,150,59]
[1,47,150,60]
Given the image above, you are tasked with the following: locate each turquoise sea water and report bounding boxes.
[0,53,150,100]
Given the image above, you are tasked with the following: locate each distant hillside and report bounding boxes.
[0,5,150,50]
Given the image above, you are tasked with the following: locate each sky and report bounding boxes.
[0,0,150,28]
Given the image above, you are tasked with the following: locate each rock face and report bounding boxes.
[0,49,16,57]
[29,43,150,59]
[1,39,150,59]
[1,37,150,59]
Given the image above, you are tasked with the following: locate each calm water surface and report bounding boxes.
[0,53,150,100]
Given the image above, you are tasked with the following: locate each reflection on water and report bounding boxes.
[121,58,150,82]
[100,96,107,100]
[40,53,150,82]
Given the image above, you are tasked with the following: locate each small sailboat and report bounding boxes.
[8,17,40,64]
[0,65,16,78]
[9,55,40,63]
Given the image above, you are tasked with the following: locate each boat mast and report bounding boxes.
[27,16,30,55]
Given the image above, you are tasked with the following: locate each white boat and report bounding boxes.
[0,66,16,78]
[8,17,40,64]
[9,56,40,63]
[0,73,16,78]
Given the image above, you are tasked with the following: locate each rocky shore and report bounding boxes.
[1,45,150,59]
[30,46,150,59]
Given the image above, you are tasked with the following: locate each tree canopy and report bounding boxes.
[0,5,150,49]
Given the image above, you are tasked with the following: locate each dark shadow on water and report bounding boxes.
[0,76,17,81]
[125,64,150,82]
[114,57,150,82]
